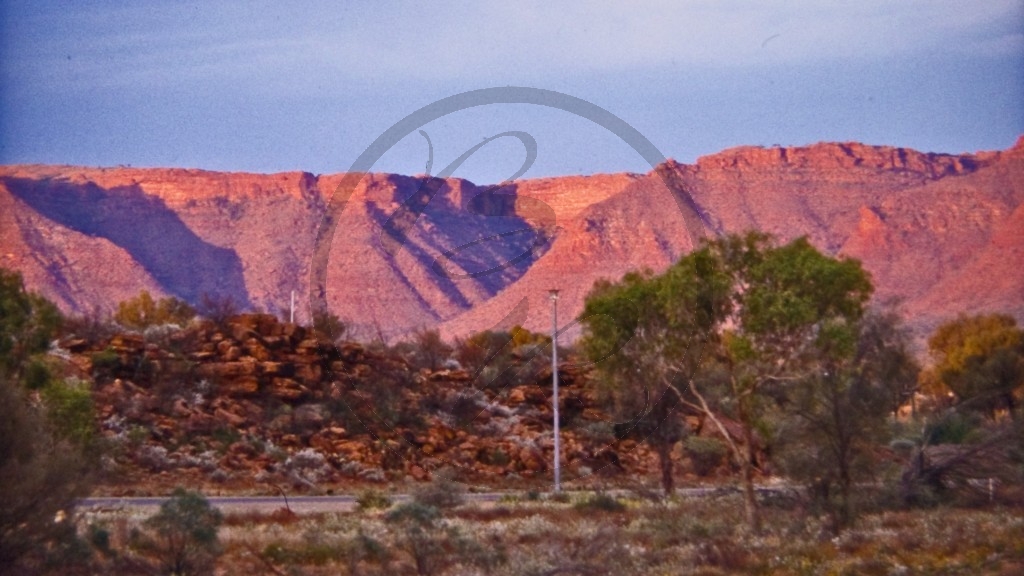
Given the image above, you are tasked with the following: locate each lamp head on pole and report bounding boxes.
[548,288,560,301]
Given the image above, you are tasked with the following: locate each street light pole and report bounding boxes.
[549,289,561,492]
[289,290,296,324]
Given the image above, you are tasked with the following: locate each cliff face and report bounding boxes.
[2,137,1022,347]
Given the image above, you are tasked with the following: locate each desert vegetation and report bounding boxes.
[69,486,1024,575]
[1,228,1022,574]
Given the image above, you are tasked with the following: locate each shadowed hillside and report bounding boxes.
[1,137,1022,348]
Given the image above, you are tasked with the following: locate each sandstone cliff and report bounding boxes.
[2,137,1022,348]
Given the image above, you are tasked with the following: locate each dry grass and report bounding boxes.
[76,493,1024,575]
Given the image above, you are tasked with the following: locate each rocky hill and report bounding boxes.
[66,314,650,493]
[3,137,1023,348]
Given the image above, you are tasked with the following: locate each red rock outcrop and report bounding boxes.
[2,137,1022,350]
[81,314,647,492]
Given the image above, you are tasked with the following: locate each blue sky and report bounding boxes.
[2,1,1022,184]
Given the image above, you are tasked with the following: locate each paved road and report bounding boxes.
[79,486,785,514]
[80,493,499,514]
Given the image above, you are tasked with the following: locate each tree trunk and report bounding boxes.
[656,441,675,495]
[838,457,852,530]
[838,480,851,531]
[739,413,761,533]
[745,434,761,532]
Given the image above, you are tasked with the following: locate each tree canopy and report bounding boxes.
[580,232,875,528]
[0,268,93,572]
[579,246,729,493]
[0,269,62,381]
[773,307,918,531]
[927,313,1023,419]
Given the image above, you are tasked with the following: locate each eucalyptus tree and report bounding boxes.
[580,232,874,530]
[773,308,918,532]
[579,246,729,494]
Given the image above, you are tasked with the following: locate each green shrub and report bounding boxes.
[0,374,92,573]
[210,426,240,450]
[87,523,112,556]
[386,502,503,575]
[90,348,121,380]
[22,358,52,390]
[478,446,511,466]
[356,488,393,512]
[547,491,571,503]
[411,471,466,510]
[574,492,626,513]
[135,489,223,576]
[41,377,95,446]
[262,541,343,566]
[0,268,62,381]
[924,412,983,445]
[264,531,391,572]
[685,436,728,476]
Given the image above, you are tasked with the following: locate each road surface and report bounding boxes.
[79,486,786,514]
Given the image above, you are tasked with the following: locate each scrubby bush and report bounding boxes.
[326,341,429,437]
[41,377,96,447]
[62,306,118,347]
[407,328,454,372]
[136,445,172,472]
[0,375,92,573]
[685,436,728,477]
[114,290,195,329]
[384,503,446,576]
[21,357,55,390]
[133,488,223,576]
[0,268,62,381]
[263,530,390,572]
[411,471,466,510]
[196,293,241,327]
[924,411,983,445]
[89,347,122,381]
[454,325,551,389]
[420,388,488,430]
[357,488,393,512]
[385,502,503,576]
[547,491,571,503]
[574,492,626,513]
[311,310,347,342]
[284,448,331,486]
[0,270,93,573]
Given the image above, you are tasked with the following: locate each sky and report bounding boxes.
[1,1,1023,185]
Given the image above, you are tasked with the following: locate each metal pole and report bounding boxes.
[550,289,560,492]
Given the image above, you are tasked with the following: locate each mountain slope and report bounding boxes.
[1,137,1021,347]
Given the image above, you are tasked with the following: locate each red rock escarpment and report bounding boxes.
[2,137,1021,349]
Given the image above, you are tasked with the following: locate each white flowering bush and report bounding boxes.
[284,448,330,484]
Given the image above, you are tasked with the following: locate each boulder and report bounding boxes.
[214,407,247,427]
[293,403,327,429]
[270,377,307,401]
[220,376,260,397]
